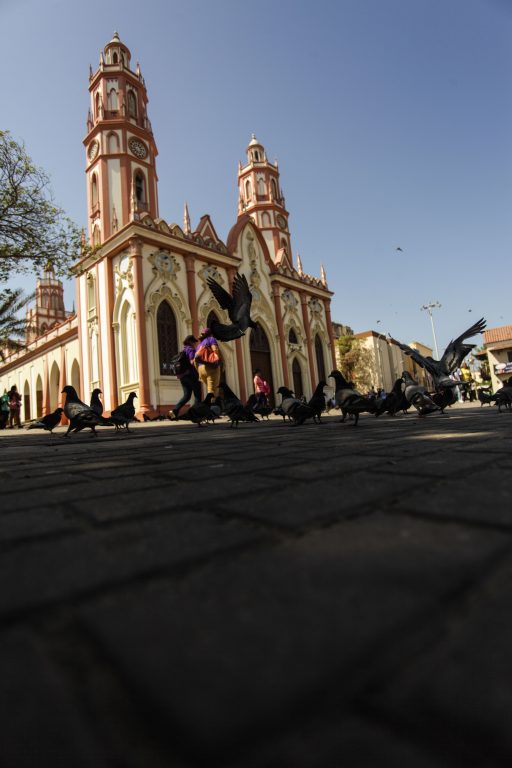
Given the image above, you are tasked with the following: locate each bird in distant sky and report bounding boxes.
[396,246,403,251]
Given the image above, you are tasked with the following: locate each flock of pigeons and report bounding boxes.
[24,314,504,436]
[22,272,505,435]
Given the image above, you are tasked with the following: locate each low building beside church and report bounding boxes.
[0,33,335,420]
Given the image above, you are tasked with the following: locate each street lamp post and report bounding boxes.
[421,301,441,359]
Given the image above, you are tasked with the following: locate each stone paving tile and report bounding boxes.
[236,714,447,768]
[0,506,81,545]
[362,555,512,765]
[215,470,431,529]
[393,466,512,528]
[0,512,269,619]
[79,513,504,762]
[0,629,102,768]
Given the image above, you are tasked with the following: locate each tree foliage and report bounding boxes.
[336,335,375,390]
[0,288,34,361]
[0,130,82,281]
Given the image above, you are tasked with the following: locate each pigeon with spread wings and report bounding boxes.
[206,272,256,341]
[396,317,486,388]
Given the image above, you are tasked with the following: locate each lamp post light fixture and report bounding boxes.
[421,301,442,359]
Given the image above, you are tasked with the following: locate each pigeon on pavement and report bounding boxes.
[109,392,137,431]
[329,370,376,426]
[90,388,104,416]
[26,407,64,436]
[277,386,315,426]
[61,385,113,437]
[308,380,327,423]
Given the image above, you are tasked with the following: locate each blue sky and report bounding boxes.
[1,0,510,352]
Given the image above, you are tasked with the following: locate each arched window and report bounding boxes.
[257,177,266,195]
[315,334,326,382]
[271,178,278,200]
[157,302,178,376]
[127,90,137,118]
[135,173,146,204]
[108,88,118,111]
[261,212,271,227]
[289,328,298,344]
[95,92,101,119]
[253,150,260,161]
[42,291,50,309]
[108,132,119,153]
[245,179,252,202]
[93,227,101,246]
[113,51,118,64]
[87,275,96,311]
[91,174,98,208]
[50,292,59,310]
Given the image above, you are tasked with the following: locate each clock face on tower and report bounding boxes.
[88,140,99,161]
[128,137,148,159]
[276,214,287,230]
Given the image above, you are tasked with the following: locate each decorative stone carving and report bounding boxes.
[147,284,187,321]
[114,253,134,293]
[282,289,298,310]
[308,297,323,317]
[148,250,181,282]
[198,264,223,285]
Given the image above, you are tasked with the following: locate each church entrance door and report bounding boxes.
[249,323,274,406]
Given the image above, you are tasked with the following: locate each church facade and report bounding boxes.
[0,33,336,419]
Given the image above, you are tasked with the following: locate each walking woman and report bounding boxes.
[171,335,202,420]
[8,385,22,428]
[194,327,222,396]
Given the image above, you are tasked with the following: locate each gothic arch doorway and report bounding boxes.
[315,334,326,383]
[36,375,43,418]
[292,358,303,397]
[249,323,274,405]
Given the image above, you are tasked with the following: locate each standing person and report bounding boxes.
[194,327,222,396]
[8,385,22,428]
[253,368,270,407]
[171,335,202,420]
[0,389,10,429]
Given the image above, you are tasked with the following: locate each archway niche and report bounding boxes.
[249,323,274,406]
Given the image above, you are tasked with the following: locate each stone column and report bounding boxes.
[300,292,316,388]
[185,254,199,337]
[323,298,337,369]
[130,237,151,412]
[271,282,289,387]
[105,257,118,410]
[58,347,67,423]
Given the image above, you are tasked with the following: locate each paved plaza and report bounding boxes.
[0,402,511,767]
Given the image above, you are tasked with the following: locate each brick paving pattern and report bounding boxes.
[0,402,511,767]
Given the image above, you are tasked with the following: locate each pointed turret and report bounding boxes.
[320,264,327,286]
[183,202,191,234]
[296,253,304,276]
[237,134,292,264]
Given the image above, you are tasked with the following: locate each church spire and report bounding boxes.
[183,202,191,234]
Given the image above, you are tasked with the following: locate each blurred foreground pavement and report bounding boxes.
[0,402,511,767]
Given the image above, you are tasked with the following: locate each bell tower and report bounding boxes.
[84,32,159,246]
[237,135,292,264]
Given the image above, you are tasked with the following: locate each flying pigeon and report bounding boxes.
[61,386,113,437]
[90,388,104,416]
[206,272,256,341]
[396,247,403,251]
[109,392,137,431]
[26,407,64,436]
[396,317,486,389]
[328,370,376,426]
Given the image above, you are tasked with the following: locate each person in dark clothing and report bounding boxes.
[170,335,202,420]
[8,385,22,428]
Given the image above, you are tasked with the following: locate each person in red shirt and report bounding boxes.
[253,369,270,406]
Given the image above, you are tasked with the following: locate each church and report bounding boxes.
[0,33,336,420]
